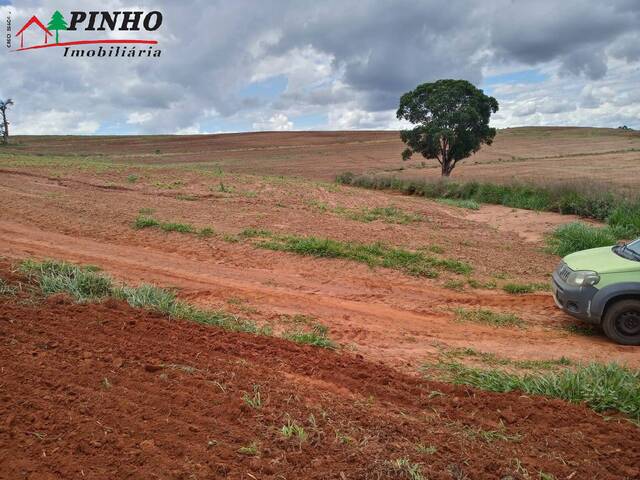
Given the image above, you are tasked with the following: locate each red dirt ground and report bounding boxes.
[1,130,639,478]
[1,264,639,479]
[0,168,636,369]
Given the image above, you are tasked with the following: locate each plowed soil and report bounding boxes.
[0,167,636,368]
[1,130,639,478]
[1,264,639,479]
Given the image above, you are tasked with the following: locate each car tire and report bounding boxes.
[602,299,640,346]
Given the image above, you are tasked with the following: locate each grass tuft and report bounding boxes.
[247,231,471,278]
[242,385,262,409]
[503,282,550,294]
[546,222,618,257]
[283,323,337,349]
[0,278,17,295]
[390,458,425,480]
[133,216,160,229]
[281,419,307,443]
[21,259,267,335]
[237,441,259,456]
[20,259,112,302]
[159,222,195,233]
[436,198,480,210]
[424,360,640,421]
[454,307,524,328]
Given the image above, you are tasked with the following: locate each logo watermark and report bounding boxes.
[12,9,162,58]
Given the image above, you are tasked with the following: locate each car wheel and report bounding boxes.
[602,299,640,346]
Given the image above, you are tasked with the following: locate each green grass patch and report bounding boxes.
[442,346,572,371]
[341,205,423,224]
[336,174,640,243]
[133,215,206,236]
[546,222,619,257]
[133,215,160,229]
[562,323,597,336]
[467,278,497,290]
[443,279,465,291]
[454,307,524,328]
[283,323,336,349]
[436,198,480,210]
[502,282,550,294]
[308,200,423,224]
[244,231,472,278]
[20,259,267,334]
[20,259,113,302]
[423,360,640,422]
[159,222,195,233]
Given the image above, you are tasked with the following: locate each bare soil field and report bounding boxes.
[6,126,640,189]
[1,264,639,480]
[0,128,639,478]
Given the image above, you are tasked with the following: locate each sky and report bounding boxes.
[1,0,640,135]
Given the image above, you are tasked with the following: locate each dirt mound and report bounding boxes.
[1,273,638,479]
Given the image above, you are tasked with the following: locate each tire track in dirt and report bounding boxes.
[1,219,637,369]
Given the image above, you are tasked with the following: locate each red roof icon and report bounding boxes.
[15,16,52,49]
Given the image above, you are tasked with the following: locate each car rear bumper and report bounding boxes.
[551,271,600,324]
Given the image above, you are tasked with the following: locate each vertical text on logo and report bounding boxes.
[5,9,11,49]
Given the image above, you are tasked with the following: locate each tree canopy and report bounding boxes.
[397,79,499,177]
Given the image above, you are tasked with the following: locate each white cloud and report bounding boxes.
[253,113,293,131]
[12,110,99,135]
[3,0,640,134]
[126,112,154,124]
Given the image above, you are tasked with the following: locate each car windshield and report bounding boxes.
[614,239,640,261]
[627,239,640,256]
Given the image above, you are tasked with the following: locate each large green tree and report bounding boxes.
[397,79,499,177]
[47,10,68,43]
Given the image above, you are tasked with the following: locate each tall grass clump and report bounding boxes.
[546,222,619,257]
[424,360,640,422]
[20,259,266,334]
[20,259,112,302]
[336,174,640,241]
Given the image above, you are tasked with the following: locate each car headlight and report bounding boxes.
[567,270,600,286]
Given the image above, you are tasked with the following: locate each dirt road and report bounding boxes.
[0,166,636,369]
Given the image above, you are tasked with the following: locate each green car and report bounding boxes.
[552,238,640,345]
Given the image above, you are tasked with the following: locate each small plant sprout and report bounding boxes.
[242,385,262,409]
[237,441,259,456]
[281,419,307,443]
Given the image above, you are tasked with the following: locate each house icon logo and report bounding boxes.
[15,15,52,49]
[12,9,162,58]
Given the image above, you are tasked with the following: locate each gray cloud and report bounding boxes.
[1,0,640,134]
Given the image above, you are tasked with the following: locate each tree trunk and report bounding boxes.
[1,109,8,145]
[441,159,454,177]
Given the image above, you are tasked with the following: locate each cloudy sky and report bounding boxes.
[1,0,639,134]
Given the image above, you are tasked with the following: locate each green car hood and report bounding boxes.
[564,246,640,274]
